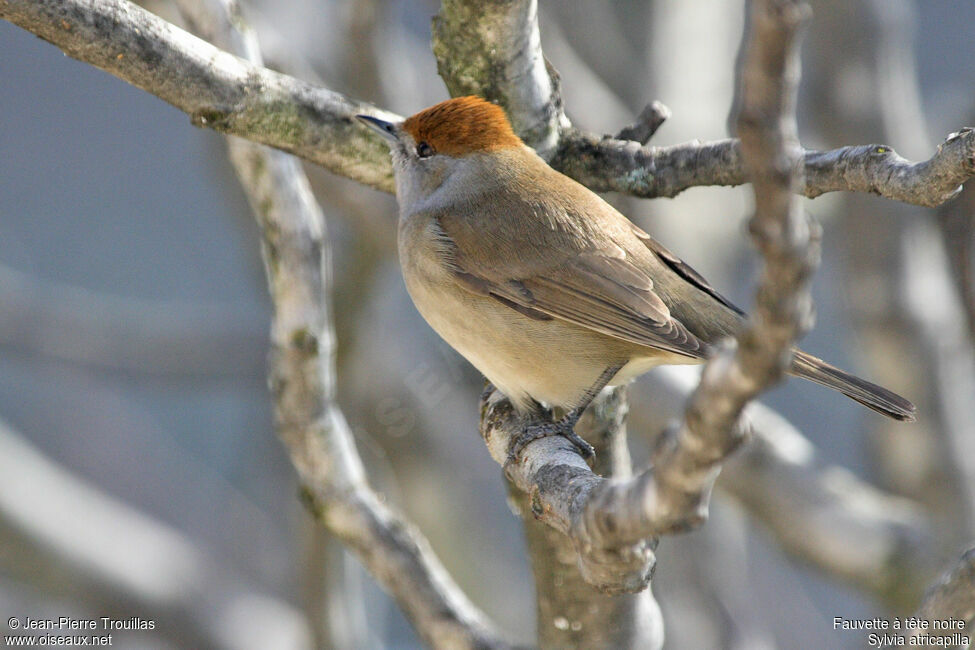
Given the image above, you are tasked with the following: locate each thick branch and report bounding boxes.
[3,0,973,208]
[480,389,655,594]
[552,129,975,207]
[518,388,663,649]
[432,0,566,155]
[171,1,511,647]
[485,373,942,603]
[0,0,398,193]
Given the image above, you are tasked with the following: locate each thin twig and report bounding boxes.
[615,101,671,144]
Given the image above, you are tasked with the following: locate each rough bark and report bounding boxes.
[2,0,972,206]
[4,0,975,647]
[432,0,567,156]
[517,388,663,649]
[0,0,398,191]
[552,130,975,206]
[488,0,816,596]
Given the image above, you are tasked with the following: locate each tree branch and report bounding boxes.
[3,0,972,208]
[482,0,814,593]
[615,101,672,145]
[629,370,941,610]
[169,1,513,647]
[6,0,968,644]
[0,0,398,193]
[517,388,663,649]
[551,129,975,207]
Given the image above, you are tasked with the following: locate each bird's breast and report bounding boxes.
[396,213,677,411]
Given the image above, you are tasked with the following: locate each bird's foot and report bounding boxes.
[507,413,595,464]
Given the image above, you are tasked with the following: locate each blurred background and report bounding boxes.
[1,0,974,647]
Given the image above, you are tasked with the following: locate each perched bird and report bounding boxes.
[357,96,915,458]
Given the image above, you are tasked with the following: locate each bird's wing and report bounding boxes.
[433,206,710,360]
[629,226,746,318]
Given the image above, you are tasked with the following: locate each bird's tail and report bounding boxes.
[790,351,916,422]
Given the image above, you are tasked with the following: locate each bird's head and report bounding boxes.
[357,96,525,211]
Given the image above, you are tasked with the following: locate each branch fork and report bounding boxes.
[480,382,751,594]
[477,0,815,599]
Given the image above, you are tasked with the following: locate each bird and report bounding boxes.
[357,96,915,459]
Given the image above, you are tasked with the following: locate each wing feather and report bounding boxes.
[438,214,708,358]
[425,162,731,360]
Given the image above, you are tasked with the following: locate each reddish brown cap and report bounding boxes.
[402,96,522,156]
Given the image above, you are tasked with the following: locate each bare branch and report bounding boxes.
[480,387,655,594]
[722,404,938,609]
[552,129,975,207]
[482,0,813,593]
[3,0,973,209]
[645,0,813,545]
[432,0,567,155]
[0,0,398,193]
[168,1,513,647]
[518,388,663,649]
[629,370,940,609]
[615,101,672,145]
[486,369,942,604]
[803,132,975,205]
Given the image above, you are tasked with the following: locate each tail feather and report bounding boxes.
[790,351,916,422]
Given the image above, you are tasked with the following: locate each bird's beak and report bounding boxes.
[356,114,400,145]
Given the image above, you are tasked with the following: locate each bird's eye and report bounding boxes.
[416,141,435,158]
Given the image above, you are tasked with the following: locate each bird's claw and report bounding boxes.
[506,420,595,464]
